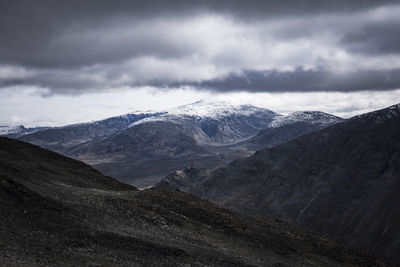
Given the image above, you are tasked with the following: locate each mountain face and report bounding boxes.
[67,119,219,187]
[61,102,278,187]
[158,104,400,263]
[128,100,280,144]
[0,137,384,266]
[161,100,280,144]
[18,101,342,187]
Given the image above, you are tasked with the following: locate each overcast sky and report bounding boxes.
[1,0,400,126]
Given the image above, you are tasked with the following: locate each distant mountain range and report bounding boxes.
[3,100,342,187]
[158,103,400,263]
[5,101,343,187]
[0,137,385,266]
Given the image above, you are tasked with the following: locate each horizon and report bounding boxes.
[2,97,399,128]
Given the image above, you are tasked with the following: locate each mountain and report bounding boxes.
[19,112,162,152]
[157,104,400,263]
[0,137,385,266]
[130,100,280,144]
[61,101,279,187]
[18,101,342,187]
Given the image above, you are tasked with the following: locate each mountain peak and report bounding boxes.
[167,100,276,119]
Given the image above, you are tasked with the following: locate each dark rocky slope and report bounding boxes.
[158,104,400,263]
[0,137,384,266]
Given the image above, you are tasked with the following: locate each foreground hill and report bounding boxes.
[158,104,400,263]
[0,137,384,266]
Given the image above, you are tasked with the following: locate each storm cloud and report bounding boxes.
[0,0,400,94]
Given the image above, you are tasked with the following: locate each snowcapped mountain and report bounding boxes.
[130,100,277,125]
[168,100,275,119]
[61,101,279,186]
[129,102,340,136]
[129,100,278,144]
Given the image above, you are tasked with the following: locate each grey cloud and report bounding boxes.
[5,67,400,94]
[4,24,198,68]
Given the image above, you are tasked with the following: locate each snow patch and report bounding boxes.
[129,116,168,127]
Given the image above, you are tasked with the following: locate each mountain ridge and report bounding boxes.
[14,101,342,187]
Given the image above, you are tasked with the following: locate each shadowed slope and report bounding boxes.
[0,137,385,266]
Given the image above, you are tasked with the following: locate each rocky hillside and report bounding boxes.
[158,104,400,263]
[0,137,385,266]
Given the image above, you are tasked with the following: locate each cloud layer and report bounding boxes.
[0,0,400,94]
